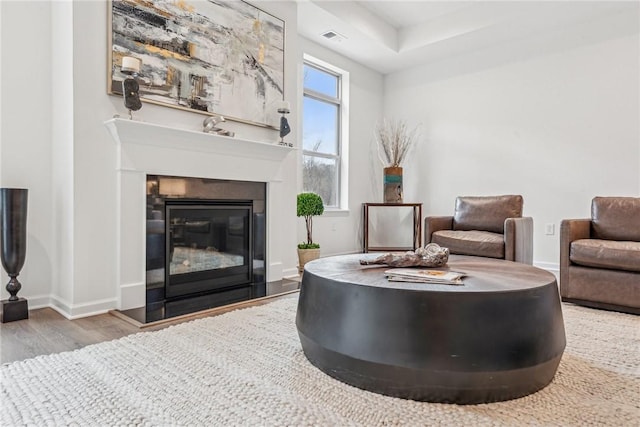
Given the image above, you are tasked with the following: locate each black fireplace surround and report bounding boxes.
[144,175,266,322]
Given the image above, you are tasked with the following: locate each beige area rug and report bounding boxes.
[1,297,639,426]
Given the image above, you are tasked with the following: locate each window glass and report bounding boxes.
[303,64,338,98]
[302,97,338,155]
[302,155,337,207]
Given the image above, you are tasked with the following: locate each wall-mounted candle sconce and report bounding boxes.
[121,56,142,120]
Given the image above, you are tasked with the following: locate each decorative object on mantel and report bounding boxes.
[120,56,142,120]
[360,243,449,268]
[375,119,421,204]
[297,192,324,273]
[278,101,292,147]
[108,0,284,129]
[203,116,235,137]
[0,188,29,323]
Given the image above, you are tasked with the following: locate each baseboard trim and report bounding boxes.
[48,295,73,319]
[285,250,362,279]
[47,295,118,320]
[282,267,300,279]
[534,261,560,280]
[323,250,361,257]
[68,298,119,319]
[268,262,283,282]
[21,294,53,311]
[119,281,145,310]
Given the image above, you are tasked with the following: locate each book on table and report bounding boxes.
[384,268,466,285]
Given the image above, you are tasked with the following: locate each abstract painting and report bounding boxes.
[108,0,285,128]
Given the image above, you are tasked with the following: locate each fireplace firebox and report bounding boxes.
[145,175,266,322]
[166,201,252,299]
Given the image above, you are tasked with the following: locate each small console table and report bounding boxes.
[363,203,422,253]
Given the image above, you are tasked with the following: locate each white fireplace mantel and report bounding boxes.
[105,118,293,164]
[104,118,296,310]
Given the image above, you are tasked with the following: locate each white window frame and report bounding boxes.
[302,54,349,212]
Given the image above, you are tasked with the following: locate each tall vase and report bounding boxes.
[1,188,29,322]
[383,166,403,203]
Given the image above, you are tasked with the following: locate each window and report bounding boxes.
[302,55,349,209]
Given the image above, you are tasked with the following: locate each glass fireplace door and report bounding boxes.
[165,202,252,299]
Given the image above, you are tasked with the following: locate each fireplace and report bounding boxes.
[105,118,296,321]
[146,175,266,321]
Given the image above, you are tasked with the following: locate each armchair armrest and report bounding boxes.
[424,216,453,244]
[504,217,533,264]
[560,218,591,289]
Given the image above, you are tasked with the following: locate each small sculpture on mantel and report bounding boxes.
[203,115,235,137]
[360,243,449,268]
[277,100,293,147]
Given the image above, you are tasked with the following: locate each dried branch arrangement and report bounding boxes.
[375,119,420,167]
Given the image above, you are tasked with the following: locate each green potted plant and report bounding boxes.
[297,192,324,273]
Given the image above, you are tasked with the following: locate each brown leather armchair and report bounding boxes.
[560,197,640,315]
[425,195,533,264]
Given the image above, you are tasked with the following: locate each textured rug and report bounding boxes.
[1,297,639,426]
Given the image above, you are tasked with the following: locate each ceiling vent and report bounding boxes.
[321,30,346,42]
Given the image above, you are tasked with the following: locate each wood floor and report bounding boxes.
[0,292,297,365]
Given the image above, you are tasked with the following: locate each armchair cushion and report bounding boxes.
[570,239,640,273]
[424,215,453,243]
[432,230,505,259]
[453,195,523,234]
[591,197,640,241]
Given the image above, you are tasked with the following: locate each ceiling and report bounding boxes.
[297,1,640,74]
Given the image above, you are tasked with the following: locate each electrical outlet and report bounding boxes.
[545,223,555,236]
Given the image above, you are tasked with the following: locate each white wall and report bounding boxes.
[0,1,54,307]
[385,29,640,269]
[298,38,384,257]
[51,0,75,312]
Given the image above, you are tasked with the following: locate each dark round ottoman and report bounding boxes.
[296,254,566,404]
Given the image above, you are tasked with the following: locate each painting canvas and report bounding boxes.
[109,0,284,128]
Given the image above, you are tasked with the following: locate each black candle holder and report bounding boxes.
[121,56,142,120]
[278,106,293,147]
[0,188,29,322]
